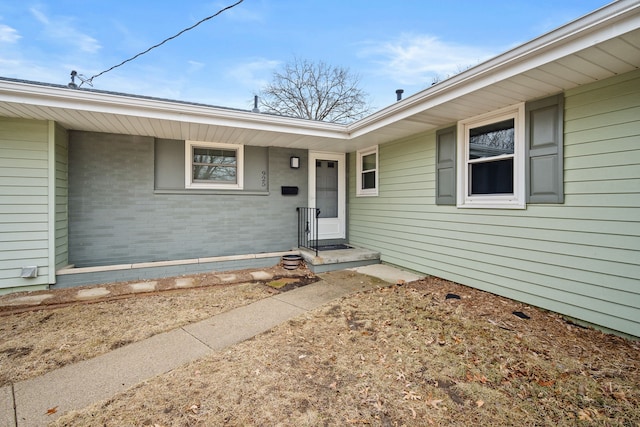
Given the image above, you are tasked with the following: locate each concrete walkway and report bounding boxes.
[1,264,423,427]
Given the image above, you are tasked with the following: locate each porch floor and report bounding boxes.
[298,246,381,273]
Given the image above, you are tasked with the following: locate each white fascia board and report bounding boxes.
[0,80,349,140]
[347,0,640,138]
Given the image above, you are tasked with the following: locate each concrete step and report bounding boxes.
[299,246,380,273]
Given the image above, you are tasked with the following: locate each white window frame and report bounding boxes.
[456,103,525,209]
[185,141,244,190]
[356,145,379,197]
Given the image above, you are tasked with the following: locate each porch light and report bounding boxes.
[290,156,300,169]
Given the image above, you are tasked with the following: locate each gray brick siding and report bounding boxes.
[68,131,307,267]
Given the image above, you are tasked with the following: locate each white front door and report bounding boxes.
[308,151,345,240]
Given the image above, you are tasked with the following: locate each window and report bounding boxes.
[185,141,244,189]
[437,95,563,208]
[356,145,378,196]
[457,103,525,208]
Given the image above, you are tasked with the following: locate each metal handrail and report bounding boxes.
[296,207,320,256]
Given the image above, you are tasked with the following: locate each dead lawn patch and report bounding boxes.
[0,279,274,386]
[52,275,639,426]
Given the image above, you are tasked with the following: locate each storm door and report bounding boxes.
[308,152,345,240]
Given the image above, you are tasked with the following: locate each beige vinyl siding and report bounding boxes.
[348,69,640,337]
[0,117,50,292]
[55,123,69,270]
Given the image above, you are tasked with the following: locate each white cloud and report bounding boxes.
[359,34,495,86]
[187,60,205,73]
[0,24,21,43]
[29,6,101,54]
[29,7,50,25]
[226,58,281,89]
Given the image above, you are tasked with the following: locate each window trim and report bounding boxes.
[457,103,525,209]
[185,141,244,190]
[356,145,379,197]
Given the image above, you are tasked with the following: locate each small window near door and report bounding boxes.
[356,145,378,196]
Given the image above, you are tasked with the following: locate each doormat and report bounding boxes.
[314,244,352,251]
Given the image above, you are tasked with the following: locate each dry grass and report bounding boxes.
[0,281,273,386]
[51,275,639,427]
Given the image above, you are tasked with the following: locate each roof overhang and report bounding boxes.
[0,0,638,153]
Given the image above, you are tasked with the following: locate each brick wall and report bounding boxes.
[68,131,307,267]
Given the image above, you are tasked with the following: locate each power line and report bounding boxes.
[76,0,244,87]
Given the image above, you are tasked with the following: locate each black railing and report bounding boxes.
[296,207,320,256]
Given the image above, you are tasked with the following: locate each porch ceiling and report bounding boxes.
[0,2,638,153]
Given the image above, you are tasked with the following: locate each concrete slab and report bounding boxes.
[132,259,198,269]
[183,297,307,349]
[175,277,195,288]
[249,271,273,281]
[13,329,211,427]
[350,264,424,284]
[129,281,157,293]
[273,273,382,311]
[216,274,237,282]
[75,287,110,300]
[0,294,53,307]
[56,263,132,275]
[0,385,15,427]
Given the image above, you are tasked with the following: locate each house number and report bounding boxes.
[261,170,267,188]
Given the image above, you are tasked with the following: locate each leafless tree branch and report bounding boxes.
[258,58,372,124]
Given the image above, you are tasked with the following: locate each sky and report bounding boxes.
[0,0,612,113]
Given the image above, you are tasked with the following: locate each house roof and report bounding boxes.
[1,0,639,153]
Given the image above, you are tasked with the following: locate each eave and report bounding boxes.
[0,0,638,153]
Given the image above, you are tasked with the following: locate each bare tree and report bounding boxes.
[258,58,371,124]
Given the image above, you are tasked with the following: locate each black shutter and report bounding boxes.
[526,94,564,204]
[436,126,457,205]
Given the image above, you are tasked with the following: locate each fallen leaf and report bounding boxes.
[536,379,555,387]
[372,394,383,411]
[577,410,592,421]
[46,406,58,415]
[346,418,370,425]
[476,400,484,408]
[426,398,444,409]
[403,390,422,400]
[359,386,370,398]
[612,391,627,401]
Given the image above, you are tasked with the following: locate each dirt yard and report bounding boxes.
[2,270,639,426]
